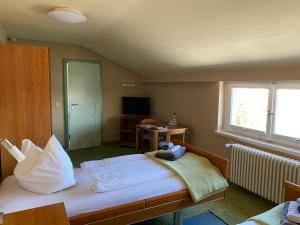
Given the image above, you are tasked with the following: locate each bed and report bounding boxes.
[0,140,229,225]
[238,181,300,225]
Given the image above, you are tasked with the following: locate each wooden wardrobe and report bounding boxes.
[0,44,52,179]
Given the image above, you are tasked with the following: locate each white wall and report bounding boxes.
[144,65,300,158]
[14,40,144,145]
[144,82,230,158]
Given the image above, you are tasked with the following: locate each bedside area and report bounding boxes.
[1,203,69,225]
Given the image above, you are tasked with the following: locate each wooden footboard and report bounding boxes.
[69,190,226,225]
[69,140,229,225]
[284,181,300,201]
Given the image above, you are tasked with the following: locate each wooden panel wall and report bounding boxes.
[0,44,52,179]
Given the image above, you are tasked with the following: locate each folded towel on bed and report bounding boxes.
[287,201,300,224]
[156,145,181,154]
[297,198,300,213]
[169,145,181,153]
[281,201,298,225]
[158,141,174,150]
[157,145,180,153]
[155,146,186,161]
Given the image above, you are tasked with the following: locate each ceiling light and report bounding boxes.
[48,8,87,23]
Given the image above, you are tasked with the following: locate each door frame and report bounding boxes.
[63,59,103,150]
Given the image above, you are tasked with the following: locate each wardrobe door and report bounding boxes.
[0,44,52,179]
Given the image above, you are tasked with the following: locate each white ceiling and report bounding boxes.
[1,0,300,75]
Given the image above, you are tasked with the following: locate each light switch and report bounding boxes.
[55,102,61,107]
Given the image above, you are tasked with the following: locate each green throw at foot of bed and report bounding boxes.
[247,203,283,225]
[145,152,228,202]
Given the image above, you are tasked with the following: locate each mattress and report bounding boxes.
[0,169,186,217]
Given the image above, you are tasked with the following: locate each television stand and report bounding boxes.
[120,116,148,148]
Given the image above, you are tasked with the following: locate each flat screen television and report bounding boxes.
[122,97,150,116]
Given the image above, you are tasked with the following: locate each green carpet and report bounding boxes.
[67,143,275,225]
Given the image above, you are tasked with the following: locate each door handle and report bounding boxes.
[71,103,79,110]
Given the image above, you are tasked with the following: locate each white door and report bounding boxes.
[66,61,102,150]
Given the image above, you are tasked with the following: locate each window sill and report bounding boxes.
[215,130,300,159]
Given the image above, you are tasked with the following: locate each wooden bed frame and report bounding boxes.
[284,181,300,201]
[69,140,229,225]
[237,182,300,224]
[1,139,229,225]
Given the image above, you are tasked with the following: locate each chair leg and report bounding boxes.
[173,210,183,225]
[136,126,140,153]
[141,130,144,152]
[140,141,144,153]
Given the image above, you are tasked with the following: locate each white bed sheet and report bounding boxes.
[0,169,186,217]
[80,154,174,192]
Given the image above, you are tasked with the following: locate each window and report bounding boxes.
[230,87,269,132]
[221,81,300,148]
[273,88,300,140]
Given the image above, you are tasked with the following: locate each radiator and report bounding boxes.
[228,144,300,203]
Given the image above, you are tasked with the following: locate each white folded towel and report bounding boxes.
[287,201,300,223]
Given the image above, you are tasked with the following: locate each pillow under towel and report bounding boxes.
[14,135,76,194]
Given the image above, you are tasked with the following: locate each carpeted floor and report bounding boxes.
[168,212,227,225]
[67,143,275,225]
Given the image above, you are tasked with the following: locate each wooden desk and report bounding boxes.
[2,203,70,225]
[136,124,191,152]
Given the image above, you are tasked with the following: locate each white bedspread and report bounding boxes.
[0,169,185,217]
[80,154,175,192]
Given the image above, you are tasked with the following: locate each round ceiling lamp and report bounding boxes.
[48,8,87,23]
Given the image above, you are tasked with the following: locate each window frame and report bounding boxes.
[222,81,300,149]
[269,82,300,147]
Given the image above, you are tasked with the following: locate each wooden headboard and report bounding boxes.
[284,181,300,201]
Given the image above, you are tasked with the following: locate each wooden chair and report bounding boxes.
[141,119,158,125]
[165,128,187,143]
[139,119,164,152]
[136,119,158,152]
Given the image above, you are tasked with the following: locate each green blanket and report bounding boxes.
[145,151,228,202]
[247,204,283,225]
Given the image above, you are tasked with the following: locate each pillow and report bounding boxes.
[15,135,76,194]
[14,139,43,177]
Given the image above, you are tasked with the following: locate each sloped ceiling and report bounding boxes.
[1,0,300,75]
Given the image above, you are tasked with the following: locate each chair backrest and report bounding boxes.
[141,119,158,125]
[165,128,187,143]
